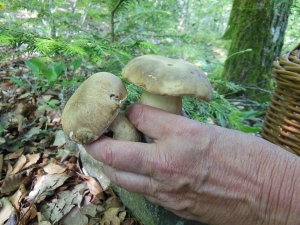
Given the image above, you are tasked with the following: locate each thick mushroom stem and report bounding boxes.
[108,114,141,142]
[140,90,183,115]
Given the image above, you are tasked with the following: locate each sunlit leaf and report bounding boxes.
[0,198,14,225]
[9,77,24,87]
[71,57,82,72]
[1,174,24,194]
[25,60,40,77]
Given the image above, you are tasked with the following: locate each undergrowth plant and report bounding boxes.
[25,58,66,90]
[8,57,84,92]
[1,0,266,134]
[182,92,262,133]
[124,77,263,134]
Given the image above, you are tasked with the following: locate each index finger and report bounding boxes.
[126,104,183,140]
[84,136,156,176]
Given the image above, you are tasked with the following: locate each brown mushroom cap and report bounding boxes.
[122,54,213,102]
[62,72,127,144]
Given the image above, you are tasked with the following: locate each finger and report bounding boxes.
[103,164,157,195]
[84,135,156,176]
[143,194,162,206]
[126,104,183,140]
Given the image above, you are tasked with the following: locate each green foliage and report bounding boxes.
[0,124,3,136]
[107,0,138,17]
[183,92,233,128]
[2,0,296,134]
[122,79,142,109]
[38,99,60,110]
[183,92,262,133]
[234,109,264,131]
[9,76,25,87]
[228,110,262,133]
[211,78,246,93]
[25,58,66,90]
[22,56,84,91]
[283,0,300,51]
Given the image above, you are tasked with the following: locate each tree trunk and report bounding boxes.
[222,0,293,101]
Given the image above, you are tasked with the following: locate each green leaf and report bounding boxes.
[38,99,59,110]
[0,124,3,136]
[9,77,24,86]
[238,125,261,134]
[31,58,48,71]
[253,122,264,127]
[0,141,24,152]
[53,62,65,77]
[47,99,59,108]
[71,57,82,72]
[25,60,40,77]
[40,68,53,80]
[50,65,59,82]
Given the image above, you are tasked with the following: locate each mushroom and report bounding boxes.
[122,55,213,115]
[62,72,140,144]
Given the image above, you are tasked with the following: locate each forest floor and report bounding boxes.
[0,46,264,225]
[0,46,142,225]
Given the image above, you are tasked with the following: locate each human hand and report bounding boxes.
[84,104,300,225]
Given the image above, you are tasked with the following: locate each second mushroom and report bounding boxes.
[122,55,213,115]
[122,55,213,142]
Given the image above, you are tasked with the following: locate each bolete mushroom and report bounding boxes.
[62,72,140,144]
[122,55,213,115]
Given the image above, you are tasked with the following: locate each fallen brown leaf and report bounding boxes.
[1,174,24,194]
[9,154,27,176]
[78,173,104,197]
[4,147,24,160]
[22,153,41,170]
[19,203,37,225]
[100,207,122,225]
[9,184,28,210]
[0,197,15,224]
[26,173,71,203]
[43,162,66,174]
[51,130,65,148]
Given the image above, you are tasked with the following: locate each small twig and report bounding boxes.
[18,190,41,225]
[111,0,126,43]
[22,76,45,105]
[225,49,252,61]
[243,85,273,94]
[119,27,144,44]
[0,154,3,179]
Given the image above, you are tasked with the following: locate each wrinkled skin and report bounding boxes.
[85,104,300,225]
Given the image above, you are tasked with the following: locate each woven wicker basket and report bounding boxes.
[261,44,300,155]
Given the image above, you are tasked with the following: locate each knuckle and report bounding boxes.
[147,177,159,197]
[100,141,114,165]
[111,171,124,188]
[112,172,120,185]
[128,104,147,130]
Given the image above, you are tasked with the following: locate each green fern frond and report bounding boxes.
[183,91,241,128]
[63,43,88,56]
[0,34,16,45]
[108,0,138,16]
[35,38,62,55]
[135,41,158,52]
[124,9,171,21]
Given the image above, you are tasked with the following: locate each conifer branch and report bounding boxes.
[111,0,126,43]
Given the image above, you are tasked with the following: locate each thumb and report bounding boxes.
[125,104,180,140]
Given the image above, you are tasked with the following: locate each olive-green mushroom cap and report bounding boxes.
[62,72,127,144]
[122,55,212,102]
